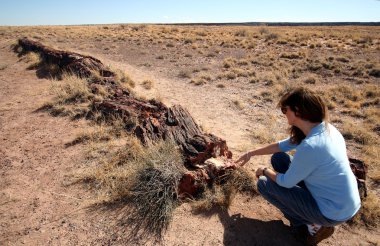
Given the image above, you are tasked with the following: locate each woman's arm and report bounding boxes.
[235,143,282,166]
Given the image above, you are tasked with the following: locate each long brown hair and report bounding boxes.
[278,87,328,144]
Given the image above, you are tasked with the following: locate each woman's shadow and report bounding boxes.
[198,207,304,246]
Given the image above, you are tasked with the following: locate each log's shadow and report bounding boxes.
[199,207,304,246]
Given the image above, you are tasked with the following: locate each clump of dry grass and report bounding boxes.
[129,142,184,238]
[142,79,154,90]
[341,122,377,145]
[190,168,256,213]
[35,72,100,119]
[178,70,191,78]
[251,124,278,144]
[51,72,92,103]
[67,124,112,147]
[303,76,317,84]
[0,63,8,70]
[24,52,42,69]
[280,52,303,59]
[81,139,185,239]
[190,78,207,86]
[233,99,244,110]
[115,69,135,88]
[349,192,380,228]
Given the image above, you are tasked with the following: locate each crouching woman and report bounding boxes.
[236,87,360,245]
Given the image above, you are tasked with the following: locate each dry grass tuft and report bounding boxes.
[303,76,317,84]
[349,192,380,228]
[115,69,136,88]
[0,63,8,70]
[190,78,207,86]
[81,139,185,239]
[51,72,92,104]
[24,52,42,69]
[191,168,256,213]
[128,144,184,238]
[341,122,377,145]
[233,99,244,110]
[142,79,154,90]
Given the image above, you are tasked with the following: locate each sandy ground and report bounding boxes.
[0,39,379,245]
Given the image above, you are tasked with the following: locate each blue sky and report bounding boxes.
[0,0,379,26]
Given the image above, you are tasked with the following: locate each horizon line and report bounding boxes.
[2,21,380,27]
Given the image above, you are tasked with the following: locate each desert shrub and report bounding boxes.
[195,31,207,37]
[364,85,380,99]
[235,29,248,37]
[166,42,174,48]
[237,59,249,66]
[368,68,380,78]
[81,139,185,239]
[51,72,92,104]
[322,62,335,70]
[178,70,191,78]
[251,123,278,143]
[356,36,372,44]
[184,38,193,44]
[341,122,377,145]
[259,27,269,35]
[232,68,248,77]
[128,140,185,238]
[349,192,380,228]
[0,64,8,70]
[24,52,42,69]
[206,52,216,58]
[277,40,288,45]
[191,168,256,213]
[336,57,350,63]
[200,74,212,81]
[307,61,323,72]
[225,71,237,80]
[233,99,244,110]
[115,69,135,88]
[142,79,154,90]
[303,76,317,84]
[280,52,302,59]
[330,85,361,103]
[190,78,207,85]
[223,58,236,69]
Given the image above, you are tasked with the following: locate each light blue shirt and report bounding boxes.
[276,122,361,221]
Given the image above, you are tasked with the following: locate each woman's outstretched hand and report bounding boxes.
[235,151,253,166]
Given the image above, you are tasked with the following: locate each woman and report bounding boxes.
[236,87,360,245]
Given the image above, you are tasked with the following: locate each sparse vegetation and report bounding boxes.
[142,79,154,90]
[24,51,42,69]
[191,168,256,213]
[0,63,8,70]
[4,24,380,242]
[51,72,92,103]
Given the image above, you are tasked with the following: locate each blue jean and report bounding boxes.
[257,152,342,227]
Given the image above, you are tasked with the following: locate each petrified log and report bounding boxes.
[18,38,115,78]
[349,157,368,199]
[93,99,232,166]
[17,38,233,197]
[178,158,237,197]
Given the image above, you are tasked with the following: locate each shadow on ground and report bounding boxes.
[199,207,304,246]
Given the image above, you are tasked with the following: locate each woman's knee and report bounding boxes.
[257,176,268,194]
[271,152,291,173]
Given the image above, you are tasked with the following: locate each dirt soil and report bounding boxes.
[0,36,379,246]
